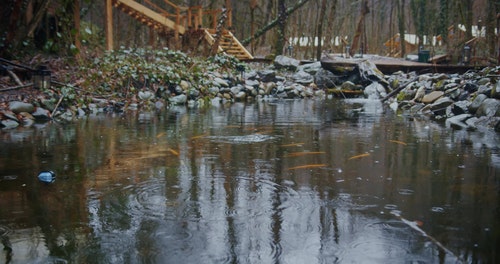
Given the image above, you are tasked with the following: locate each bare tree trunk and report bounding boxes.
[462,0,473,41]
[275,0,286,55]
[241,0,311,46]
[486,0,496,57]
[316,0,327,61]
[350,0,369,57]
[27,0,52,37]
[250,0,257,54]
[398,0,406,58]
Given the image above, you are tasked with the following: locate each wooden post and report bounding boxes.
[105,0,113,50]
[187,8,192,28]
[198,7,202,29]
[175,7,180,41]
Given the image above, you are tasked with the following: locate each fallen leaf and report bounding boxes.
[286,151,325,157]
[288,164,327,170]
[389,140,407,145]
[348,153,370,160]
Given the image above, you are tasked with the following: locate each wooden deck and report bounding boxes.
[321,54,486,74]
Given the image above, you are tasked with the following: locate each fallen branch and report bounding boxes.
[51,93,65,116]
[391,212,464,263]
[380,77,418,102]
[0,83,33,92]
[7,70,23,86]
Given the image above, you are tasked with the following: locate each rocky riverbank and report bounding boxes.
[1,51,499,133]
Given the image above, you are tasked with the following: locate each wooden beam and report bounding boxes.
[105,0,113,50]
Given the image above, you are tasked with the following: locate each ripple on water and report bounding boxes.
[339,221,416,263]
[398,188,415,195]
[336,193,381,211]
[207,134,277,144]
[431,206,445,213]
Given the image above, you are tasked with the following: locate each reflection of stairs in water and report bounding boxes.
[111,0,252,60]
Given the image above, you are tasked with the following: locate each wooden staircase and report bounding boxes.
[204,30,253,60]
[112,0,185,35]
[109,0,252,60]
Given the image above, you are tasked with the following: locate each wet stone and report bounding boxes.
[9,101,34,114]
[421,91,444,104]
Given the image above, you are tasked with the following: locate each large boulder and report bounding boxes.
[9,101,35,114]
[274,55,300,71]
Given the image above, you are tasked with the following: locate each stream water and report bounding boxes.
[0,99,499,263]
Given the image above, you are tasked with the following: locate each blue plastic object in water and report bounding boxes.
[38,171,56,183]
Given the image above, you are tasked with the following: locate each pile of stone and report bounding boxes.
[0,54,499,132]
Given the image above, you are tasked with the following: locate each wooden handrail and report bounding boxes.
[164,0,188,11]
[117,0,232,34]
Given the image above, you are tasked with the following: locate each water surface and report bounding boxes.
[0,99,499,263]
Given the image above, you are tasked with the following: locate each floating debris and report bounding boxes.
[208,134,276,144]
[191,133,208,140]
[38,171,56,184]
[389,140,407,145]
[348,153,370,160]
[281,143,304,147]
[288,164,327,170]
[285,151,325,157]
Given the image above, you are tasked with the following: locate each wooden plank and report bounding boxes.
[321,54,484,74]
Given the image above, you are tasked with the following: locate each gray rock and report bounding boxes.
[476,98,500,117]
[245,79,260,88]
[214,77,229,87]
[31,107,51,121]
[274,55,300,71]
[292,70,314,85]
[493,82,500,99]
[155,100,165,110]
[298,61,322,75]
[234,91,247,100]
[138,90,154,100]
[230,85,244,95]
[1,110,18,121]
[469,93,488,113]
[258,70,276,83]
[9,101,35,114]
[364,82,385,99]
[451,100,471,115]
[170,94,188,105]
[314,68,339,89]
[430,97,454,115]
[446,114,473,129]
[422,91,444,104]
[245,70,259,80]
[477,85,492,95]
[476,77,490,85]
[0,119,19,129]
[357,60,387,85]
[208,86,220,95]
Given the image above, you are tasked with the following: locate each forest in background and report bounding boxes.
[1,0,499,63]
